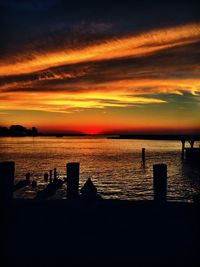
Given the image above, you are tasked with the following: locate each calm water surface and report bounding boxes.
[0,136,200,202]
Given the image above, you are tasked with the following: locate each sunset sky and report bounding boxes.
[0,0,200,134]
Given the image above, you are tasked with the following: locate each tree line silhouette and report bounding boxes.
[0,125,38,136]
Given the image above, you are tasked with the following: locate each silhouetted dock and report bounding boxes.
[1,160,200,266]
[110,134,200,164]
[108,134,200,141]
[185,148,200,163]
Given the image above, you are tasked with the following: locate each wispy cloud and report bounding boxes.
[1,23,199,76]
[0,90,166,113]
[0,22,200,116]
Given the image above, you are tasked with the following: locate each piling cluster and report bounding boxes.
[0,155,169,205]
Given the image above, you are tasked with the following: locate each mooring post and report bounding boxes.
[0,161,15,205]
[142,148,146,163]
[53,168,57,181]
[49,170,53,183]
[44,172,48,182]
[181,140,185,160]
[66,162,80,200]
[153,164,167,203]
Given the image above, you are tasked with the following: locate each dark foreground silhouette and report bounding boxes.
[2,199,200,267]
[1,161,200,266]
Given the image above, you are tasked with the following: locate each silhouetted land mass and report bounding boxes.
[108,134,200,141]
[0,125,38,137]
[2,199,200,267]
[0,125,87,137]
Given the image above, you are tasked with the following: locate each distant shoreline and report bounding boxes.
[0,134,86,137]
[1,134,200,141]
[108,134,200,141]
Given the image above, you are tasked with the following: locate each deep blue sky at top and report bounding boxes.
[1,0,199,57]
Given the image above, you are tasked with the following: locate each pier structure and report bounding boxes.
[181,137,200,162]
[0,160,169,204]
[111,134,200,163]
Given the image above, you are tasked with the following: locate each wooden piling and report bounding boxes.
[181,140,185,160]
[153,164,167,202]
[49,170,53,183]
[0,161,15,204]
[53,168,57,181]
[142,148,146,162]
[66,163,80,200]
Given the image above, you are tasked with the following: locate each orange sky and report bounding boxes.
[1,22,200,134]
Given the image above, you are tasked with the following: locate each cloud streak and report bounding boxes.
[0,90,166,113]
[1,23,200,76]
[1,18,200,133]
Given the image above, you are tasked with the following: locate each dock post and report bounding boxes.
[142,148,146,163]
[66,163,80,200]
[181,140,185,159]
[153,164,167,203]
[49,170,53,183]
[53,168,57,181]
[0,161,15,205]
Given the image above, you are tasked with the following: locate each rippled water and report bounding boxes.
[0,136,200,202]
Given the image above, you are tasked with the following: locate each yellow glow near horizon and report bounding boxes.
[0,77,200,114]
[0,90,166,113]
